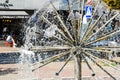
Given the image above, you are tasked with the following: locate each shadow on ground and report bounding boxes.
[0,68,18,76]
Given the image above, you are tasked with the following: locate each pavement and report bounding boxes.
[0,41,20,53]
[0,41,120,80]
[0,47,20,53]
[0,61,120,80]
[0,41,5,47]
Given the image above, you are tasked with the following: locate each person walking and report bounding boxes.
[5,34,16,47]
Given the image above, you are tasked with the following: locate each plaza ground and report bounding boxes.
[0,61,120,80]
[0,41,120,80]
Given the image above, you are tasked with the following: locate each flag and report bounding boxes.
[87,0,92,5]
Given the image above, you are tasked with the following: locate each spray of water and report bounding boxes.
[17,0,61,80]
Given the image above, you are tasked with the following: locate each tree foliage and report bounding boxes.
[103,0,120,9]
